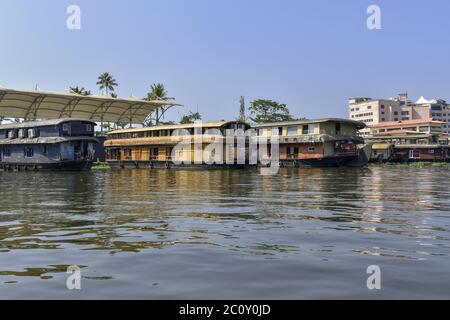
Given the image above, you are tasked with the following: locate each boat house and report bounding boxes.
[0,119,99,171]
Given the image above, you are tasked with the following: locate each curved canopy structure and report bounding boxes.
[0,88,181,124]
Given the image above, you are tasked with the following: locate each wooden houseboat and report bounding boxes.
[0,119,99,171]
[366,119,450,163]
[104,121,252,169]
[253,118,369,167]
[367,134,450,163]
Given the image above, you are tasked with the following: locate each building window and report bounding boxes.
[394,118,399,121]
[367,106,372,109]
[24,147,34,158]
[394,111,399,115]
[381,118,385,121]
[381,105,385,109]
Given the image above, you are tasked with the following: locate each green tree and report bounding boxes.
[146,83,170,100]
[180,112,202,124]
[69,86,91,96]
[110,92,118,98]
[249,99,294,123]
[96,72,118,96]
[144,83,175,126]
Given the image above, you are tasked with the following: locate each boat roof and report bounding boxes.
[0,118,96,130]
[106,121,250,135]
[252,118,366,129]
[0,88,181,124]
[369,118,445,128]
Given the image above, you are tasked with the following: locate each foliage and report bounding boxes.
[69,86,91,96]
[96,72,118,96]
[249,99,294,123]
[180,112,202,124]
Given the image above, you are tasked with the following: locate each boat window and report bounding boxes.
[62,124,69,131]
[24,147,34,158]
[287,126,297,136]
[302,125,309,135]
[28,128,37,138]
[43,145,48,154]
[308,146,316,153]
[86,124,92,132]
[336,122,341,135]
[18,129,27,139]
[7,130,17,139]
[3,148,11,157]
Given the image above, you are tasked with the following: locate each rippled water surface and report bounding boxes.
[1,167,450,299]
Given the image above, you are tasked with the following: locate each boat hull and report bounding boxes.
[0,160,93,171]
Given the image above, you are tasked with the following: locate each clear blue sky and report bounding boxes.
[1,0,449,122]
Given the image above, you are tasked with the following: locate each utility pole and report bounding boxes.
[239,96,246,121]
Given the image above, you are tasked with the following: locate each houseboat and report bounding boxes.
[104,121,252,169]
[253,119,369,167]
[366,119,450,163]
[0,119,99,171]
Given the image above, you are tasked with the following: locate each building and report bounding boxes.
[0,119,99,171]
[349,93,450,135]
[368,119,445,136]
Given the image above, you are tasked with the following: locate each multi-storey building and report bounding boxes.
[349,93,450,135]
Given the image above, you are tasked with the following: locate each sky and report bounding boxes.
[1,0,450,123]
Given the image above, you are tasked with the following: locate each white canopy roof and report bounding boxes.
[0,88,181,124]
[416,96,431,105]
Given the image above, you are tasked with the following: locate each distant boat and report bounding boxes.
[0,119,99,171]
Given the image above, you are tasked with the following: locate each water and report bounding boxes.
[0,166,449,299]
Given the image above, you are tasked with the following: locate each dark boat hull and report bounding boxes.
[0,160,93,171]
[279,155,365,168]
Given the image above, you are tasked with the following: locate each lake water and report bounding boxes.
[0,166,449,299]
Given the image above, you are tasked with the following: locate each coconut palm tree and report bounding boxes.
[96,72,118,96]
[144,83,175,126]
[69,86,91,96]
[146,83,170,101]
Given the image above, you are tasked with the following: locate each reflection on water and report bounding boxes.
[0,167,450,299]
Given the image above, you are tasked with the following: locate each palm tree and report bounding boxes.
[146,83,170,101]
[96,72,118,96]
[69,86,91,96]
[144,83,174,126]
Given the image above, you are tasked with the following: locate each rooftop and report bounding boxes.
[0,118,96,130]
[0,88,181,124]
[106,121,250,135]
[252,118,366,129]
[369,119,445,129]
